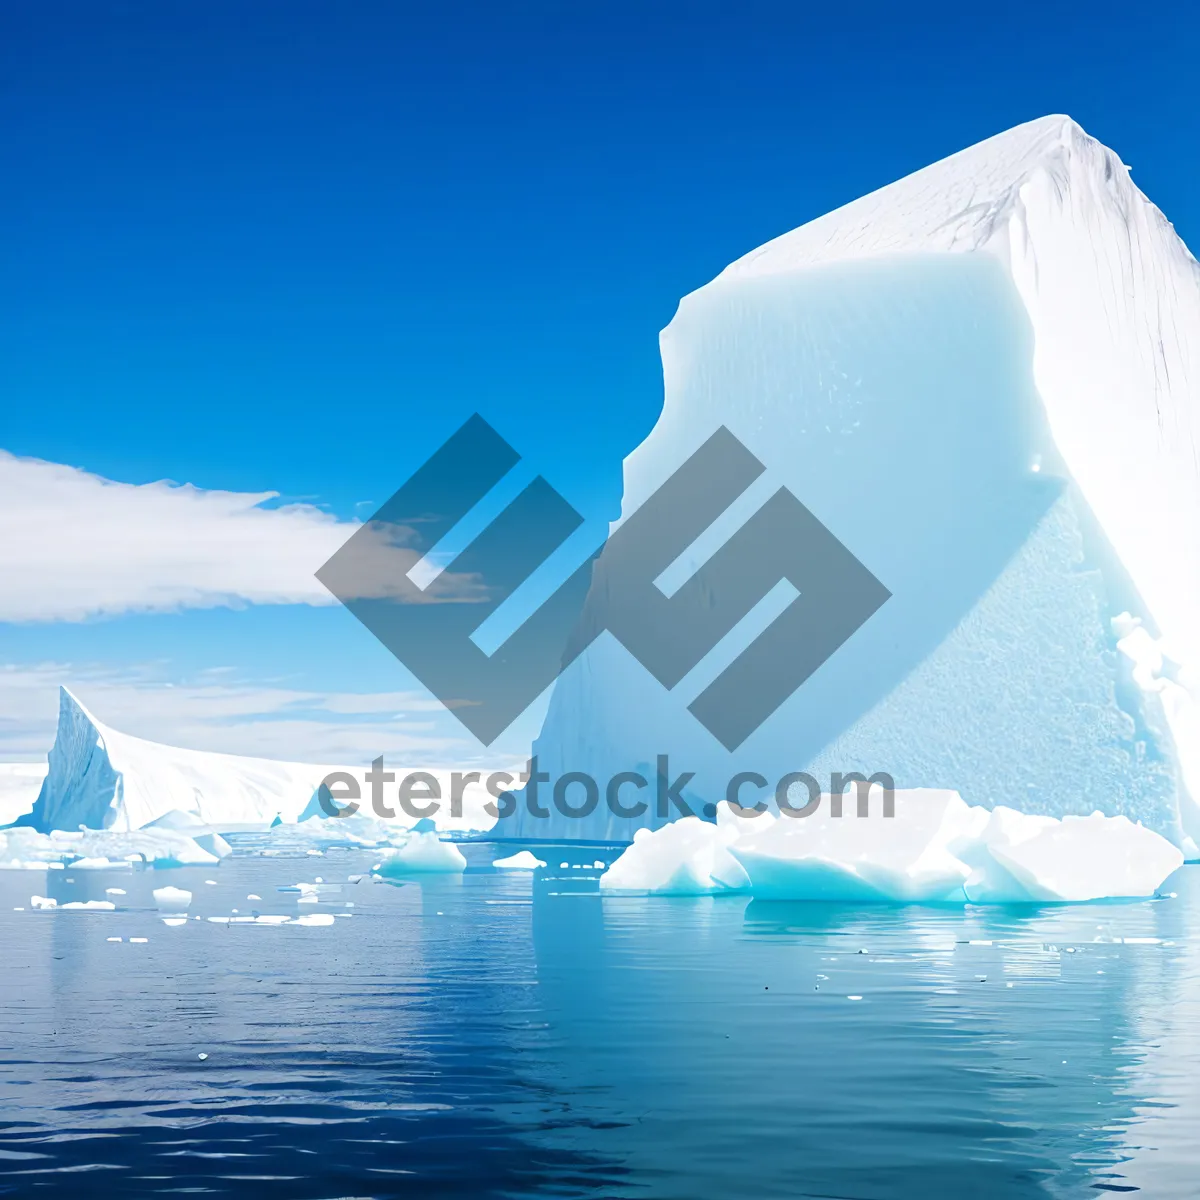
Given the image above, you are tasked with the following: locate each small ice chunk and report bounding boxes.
[247,894,261,901]
[129,937,148,943]
[30,895,57,909]
[161,916,188,926]
[294,912,336,926]
[373,832,467,876]
[492,851,546,870]
[197,1052,208,1061]
[106,936,122,942]
[61,900,116,910]
[153,886,193,912]
[105,888,127,896]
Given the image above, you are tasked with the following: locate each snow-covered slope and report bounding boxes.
[25,687,501,836]
[514,116,1200,847]
[27,687,341,832]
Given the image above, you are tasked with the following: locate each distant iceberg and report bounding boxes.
[514,115,1200,852]
[600,793,1183,904]
[25,687,342,833]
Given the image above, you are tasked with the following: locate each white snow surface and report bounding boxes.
[27,687,498,837]
[31,687,341,832]
[517,115,1200,845]
[0,825,223,869]
[600,794,1182,903]
[492,850,546,870]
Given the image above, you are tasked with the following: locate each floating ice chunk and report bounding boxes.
[0,826,219,868]
[153,886,193,912]
[30,895,57,909]
[160,916,188,926]
[67,856,128,871]
[247,894,261,901]
[600,816,751,895]
[967,808,1183,902]
[106,936,122,942]
[60,899,116,910]
[492,851,546,870]
[105,887,126,896]
[129,937,148,943]
[144,810,232,859]
[294,912,336,926]
[373,832,467,875]
[611,790,1182,904]
[729,790,978,902]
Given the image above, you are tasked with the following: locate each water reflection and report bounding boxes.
[0,847,1195,1197]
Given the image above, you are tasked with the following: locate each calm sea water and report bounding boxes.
[1,842,1197,1198]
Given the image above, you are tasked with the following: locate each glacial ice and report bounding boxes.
[152,886,193,912]
[600,815,750,895]
[0,825,224,869]
[492,850,546,869]
[24,687,499,846]
[598,793,1182,903]
[372,831,467,875]
[27,686,343,833]
[513,115,1200,851]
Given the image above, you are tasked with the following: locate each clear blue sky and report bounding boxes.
[1,0,1197,761]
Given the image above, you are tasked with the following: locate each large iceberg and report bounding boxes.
[509,115,1200,851]
[27,687,344,832]
[22,687,499,844]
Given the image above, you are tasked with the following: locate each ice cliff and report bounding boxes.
[25,687,339,832]
[511,115,1200,849]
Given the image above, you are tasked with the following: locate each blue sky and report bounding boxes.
[1,0,1197,763]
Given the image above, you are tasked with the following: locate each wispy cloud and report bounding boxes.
[0,451,357,622]
[0,661,500,767]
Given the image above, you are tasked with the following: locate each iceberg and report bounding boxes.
[513,115,1200,850]
[492,850,546,870]
[152,885,193,912]
[599,815,750,895]
[28,686,348,833]
[599,793,1182,903]
[372,831,467,875]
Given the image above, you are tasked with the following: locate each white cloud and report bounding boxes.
[0,451,357,622]
[0,661,513,768]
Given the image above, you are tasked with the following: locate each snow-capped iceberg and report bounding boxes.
[513,115,1200,849]
[599,793,1182,903]
[27,687,341,833]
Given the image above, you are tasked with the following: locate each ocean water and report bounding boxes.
[1,843,1197,1198]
